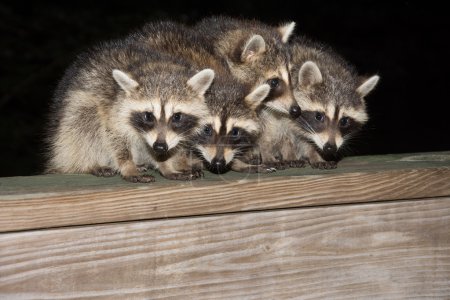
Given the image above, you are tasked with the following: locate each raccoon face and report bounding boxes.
[293,61,379,159]
[230,34,300,117]
[194,84,270,174]
[297,107,366,160]
[129,107,201,155]
[113,68,214,156]
[196,116,261,174]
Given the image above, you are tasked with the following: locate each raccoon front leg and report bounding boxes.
[279,140,307,169]
[113,140,155,183]
[231,159,276,174]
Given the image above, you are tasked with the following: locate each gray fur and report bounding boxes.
[267,36,379,168]
[46,36,211,181]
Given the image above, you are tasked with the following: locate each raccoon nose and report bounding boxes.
[289,104,301,118]
[209,158,228,174]
[323,142,337,155]
[153,142,168,154]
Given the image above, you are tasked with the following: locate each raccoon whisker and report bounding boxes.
[297,117,315,135]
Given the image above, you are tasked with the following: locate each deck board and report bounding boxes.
[1,198,449,299]
[0,151,450,232]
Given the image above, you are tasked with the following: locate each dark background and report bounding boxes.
[1,1,449,177]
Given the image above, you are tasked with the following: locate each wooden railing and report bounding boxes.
[1,151,449,299]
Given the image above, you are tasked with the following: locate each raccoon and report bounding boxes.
[46,38,214,182]
[135,21,273,173]
[194,75,271,174]
[194,16,300,116]
[284,37,379,168]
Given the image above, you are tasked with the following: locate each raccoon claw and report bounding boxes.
[288,159,307,168]
[165,170,203,181]
[311,161,338,170]
[91,167,117,177]
[136,164,149,173]
[122,174,156,183]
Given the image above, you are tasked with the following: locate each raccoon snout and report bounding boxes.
[323,142,337,156]
[208,157,228,174]
[153,141,168,154]
[289,104,301,118]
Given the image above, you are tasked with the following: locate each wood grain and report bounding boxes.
[1,198,449,299]
[0,164,450,232]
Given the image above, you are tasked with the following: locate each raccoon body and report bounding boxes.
[285,37,380,168]
[46,38,214,182]
[136,21,272,173]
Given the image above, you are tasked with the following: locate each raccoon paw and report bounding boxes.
[191,168,204,178]
[122,174,156,183]
[164,171,202,181]
[91,167,117,177]
[288,159,307,168]
[311,161,338,170]
[265,161,289,170]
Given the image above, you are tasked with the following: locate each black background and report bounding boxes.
[1,1,449,177]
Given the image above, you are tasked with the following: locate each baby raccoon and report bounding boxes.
[194,76,271,174]
[46,39,214,182]
[286,37,379,168]
[194,16,300,117]
[136,21,273,173]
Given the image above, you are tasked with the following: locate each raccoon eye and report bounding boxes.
[230,127,240,137]
[267,78,280,89]
[315,112,325,122]
[143,112,154,122]
[203,125,213,136]
[172,113,182,122]
[339,117,350,128]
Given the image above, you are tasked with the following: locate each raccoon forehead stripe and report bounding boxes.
[226,118,260,134]
[152,103,161,120]
[213,116,222,134]
[340,107,368,123]
[326,104,336,121]
[280,67,290,85]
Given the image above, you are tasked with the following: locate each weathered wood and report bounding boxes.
[1,198,449,299]
[1,151,450,232]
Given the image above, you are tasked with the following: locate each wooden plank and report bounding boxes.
[0,152,450,232]
[1,198,449,299]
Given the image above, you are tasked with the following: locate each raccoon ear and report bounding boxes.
[187,68,215,96]
[241,35,266,63]
[356,75,380,97]
[278,22,296,43]
[298,61,323,88]
[112,69,139,93]
[245,83,271,110]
